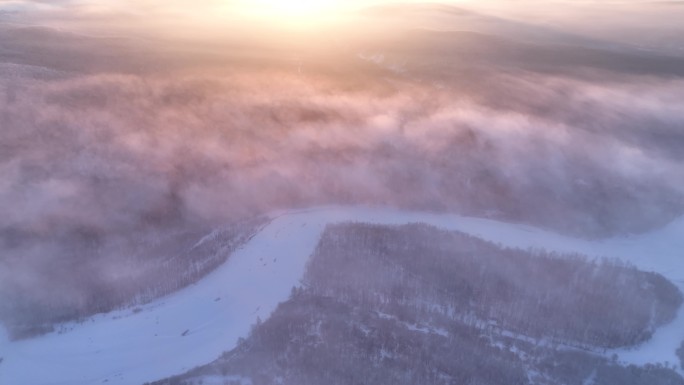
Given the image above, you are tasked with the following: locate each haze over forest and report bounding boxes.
[1,1,684,384]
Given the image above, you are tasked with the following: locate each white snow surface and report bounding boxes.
[0,206,683,384]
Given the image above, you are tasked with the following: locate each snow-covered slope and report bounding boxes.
[0,206,682,384]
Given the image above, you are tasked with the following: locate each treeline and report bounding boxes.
[168,292,681,385]
[201,291,527,385]
[308,223,682,349]
[154,222,683,385]
[0,217,267,340]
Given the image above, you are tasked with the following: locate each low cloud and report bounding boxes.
[1,5,684,337]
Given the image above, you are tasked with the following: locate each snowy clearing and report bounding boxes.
[0,206,682,384]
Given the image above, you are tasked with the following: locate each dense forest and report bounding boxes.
[0,217,267,340]
[153,223,684,385]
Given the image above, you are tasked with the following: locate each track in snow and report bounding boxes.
[0,206,683,384]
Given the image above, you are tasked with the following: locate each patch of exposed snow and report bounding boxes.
[377,311,449,337]
[189,375,253,385]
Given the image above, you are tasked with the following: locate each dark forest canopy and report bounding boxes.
[155,222,683,385]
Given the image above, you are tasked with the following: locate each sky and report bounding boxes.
[2,0,684,50]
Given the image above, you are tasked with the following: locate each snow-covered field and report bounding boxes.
[1,206,683,384]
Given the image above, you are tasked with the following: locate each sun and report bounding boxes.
[255,0,339,16]
[239,0,349,22]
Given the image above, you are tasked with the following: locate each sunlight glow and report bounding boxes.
[236,0,351,24]
[254,0,341,15]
